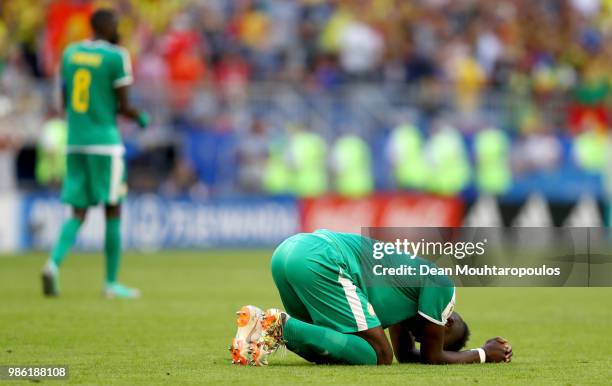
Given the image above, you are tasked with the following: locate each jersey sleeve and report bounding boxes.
[417,284,456,326]
[111,48,133,88]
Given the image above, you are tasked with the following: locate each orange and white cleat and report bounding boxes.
[259,308,288,356]
[229,305,265,366]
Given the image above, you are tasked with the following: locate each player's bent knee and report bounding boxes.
[355,327,394,365]
[105,204,121,218]
[369,341,393,365]
[377,350,394,365]
[72,207,88,221]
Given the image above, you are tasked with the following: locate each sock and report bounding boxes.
[283,317,378,365]
[50,217,82,267]
[105,217,122,284]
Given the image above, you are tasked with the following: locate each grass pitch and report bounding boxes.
[1,251,611,385]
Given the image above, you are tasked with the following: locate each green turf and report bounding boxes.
[1,251,611,385]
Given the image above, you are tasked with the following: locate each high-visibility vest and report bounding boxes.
[263,141,291,194]
[333,135,373,198]
[425,127,471,195]
[291,131,328,197]
[390,124,427,189]
[36,118,67,186]
[475,128,512,194]
[574,129,607,172]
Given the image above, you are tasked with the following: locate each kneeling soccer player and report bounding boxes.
[231,229,513,366]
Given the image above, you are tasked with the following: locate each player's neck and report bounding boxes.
[92,35,111,43]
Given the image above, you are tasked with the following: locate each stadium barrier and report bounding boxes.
[18,194,300,251]
[463,194,606,227]
[0,194,20,252]
[300,193,465,233]
[0,192,605,253]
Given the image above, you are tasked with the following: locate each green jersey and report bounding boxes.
[271,230,456,334]
[313,230,456,328]
[61,40,133,148]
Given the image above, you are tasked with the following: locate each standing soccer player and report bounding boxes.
[41,9,149,298]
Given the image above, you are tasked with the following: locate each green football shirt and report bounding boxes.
[314,229,456,328]
[61,40,133,147]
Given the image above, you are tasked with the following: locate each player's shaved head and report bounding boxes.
[443,312,470,351]
[90,9,119,44]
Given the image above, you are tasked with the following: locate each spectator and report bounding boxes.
[162,12,205,108]
[512,119,562,175]
[36,111,66,188]
[2,0,611,198]
[331,134,373,198]
[338,16,384,79]
[237,118,269,192]
[288,126,328,198]
[160,159,208,199]
[386,123,428,190]
[474,127,512,195]
[423,125,471,196]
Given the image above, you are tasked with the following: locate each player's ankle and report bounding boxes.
[280,312,289,328]
[44,260,59,273]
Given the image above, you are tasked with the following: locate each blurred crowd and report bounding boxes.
[1,0,612,198]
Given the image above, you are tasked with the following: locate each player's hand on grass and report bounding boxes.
[493,336,513,362]
[482,337,513,363]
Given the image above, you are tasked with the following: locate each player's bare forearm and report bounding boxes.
[389,327,477,364]
[391,346,482,364]
[62,87,66,111]
[115,86,148,127]
[116,87,140,120]
[394,348,421,363]
[118,104,141,121]
[389,323,420,363]
[422,347,482,364]
[420,323,512,365]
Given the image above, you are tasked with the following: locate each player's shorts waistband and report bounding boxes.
[312,231,334,244]
[66,145,125,156]
[311,230,347,261]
